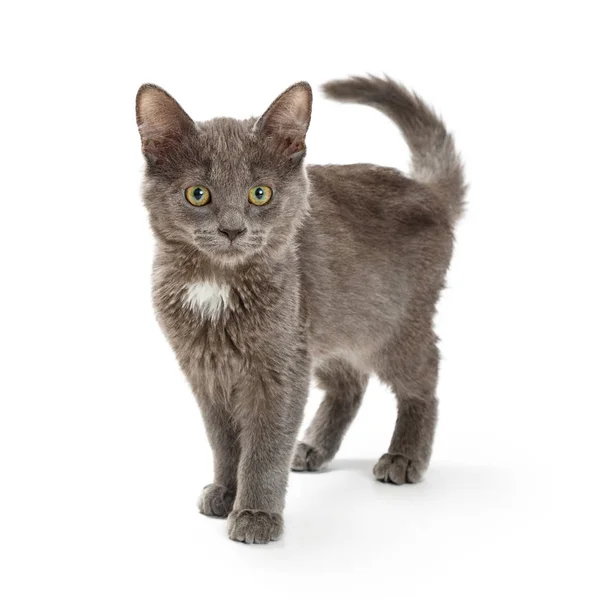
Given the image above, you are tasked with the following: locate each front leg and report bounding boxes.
[195,397,240,518]
[228,360,309,544]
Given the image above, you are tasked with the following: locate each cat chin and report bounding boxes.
[194,237,273,268]
[195,245,259,269]
[211,253,251,268]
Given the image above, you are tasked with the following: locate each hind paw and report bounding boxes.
[197,484,235,518]
[373,453,425,484]
[291,442,328,472]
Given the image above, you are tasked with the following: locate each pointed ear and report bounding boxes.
[135,84,195,164]
[254,82,312,160]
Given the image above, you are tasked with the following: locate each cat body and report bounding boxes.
[136,76,465,544]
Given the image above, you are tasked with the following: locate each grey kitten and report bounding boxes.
[135,75,465,544]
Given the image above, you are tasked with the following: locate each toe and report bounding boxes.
[405,461,424,484]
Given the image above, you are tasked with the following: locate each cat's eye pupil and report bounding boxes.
[193,188,203,199]
[255,188,264,199]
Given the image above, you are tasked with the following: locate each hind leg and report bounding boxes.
[373,330,440,485]
[292,359,368,472]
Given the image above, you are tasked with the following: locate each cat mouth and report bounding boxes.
[193,232,265,259]
[210,240,254,260]
[222,242,245,253]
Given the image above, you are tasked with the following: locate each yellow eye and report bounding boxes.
[248,185,273,206]
[184,185,211,206]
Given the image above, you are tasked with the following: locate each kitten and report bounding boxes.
[136,75,465,544]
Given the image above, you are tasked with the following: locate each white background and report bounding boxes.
[1,1,599,598]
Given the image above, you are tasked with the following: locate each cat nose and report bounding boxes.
[218,227,246,241]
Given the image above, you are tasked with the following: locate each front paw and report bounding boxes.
[198,484,235,518]
[227,509,283,544]
[291,442,328,472]
[373,453,425,484]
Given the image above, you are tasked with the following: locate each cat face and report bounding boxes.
[136,83,312,267]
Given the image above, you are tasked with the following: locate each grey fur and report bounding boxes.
[135,75,465,544]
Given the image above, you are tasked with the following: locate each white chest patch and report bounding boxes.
[182,281,230,320]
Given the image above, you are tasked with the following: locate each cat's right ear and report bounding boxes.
[136,84,195,165]
[254,82,312,162]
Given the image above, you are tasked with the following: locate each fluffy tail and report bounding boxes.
[323,75,466,223]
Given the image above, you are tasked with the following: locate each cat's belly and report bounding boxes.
[300,252,412,373]
[306,304,404,373]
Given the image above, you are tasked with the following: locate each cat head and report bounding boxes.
[136,82,312,268]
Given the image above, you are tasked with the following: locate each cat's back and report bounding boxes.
[302,163,453,287]
[304,163,453,250]
[306,163,449,231]
[308,162,412,193]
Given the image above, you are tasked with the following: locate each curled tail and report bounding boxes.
[323,75,466,223]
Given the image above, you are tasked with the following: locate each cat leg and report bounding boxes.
[227,358,309,544]
[196,399,240,518]
[373,330,440,485]
[292,359,368,472]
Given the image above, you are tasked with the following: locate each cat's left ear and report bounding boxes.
[136,84,196,165]
[254,82,312,161]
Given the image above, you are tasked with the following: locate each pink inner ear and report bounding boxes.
[288,139,305,157]
[276,135,305,157]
